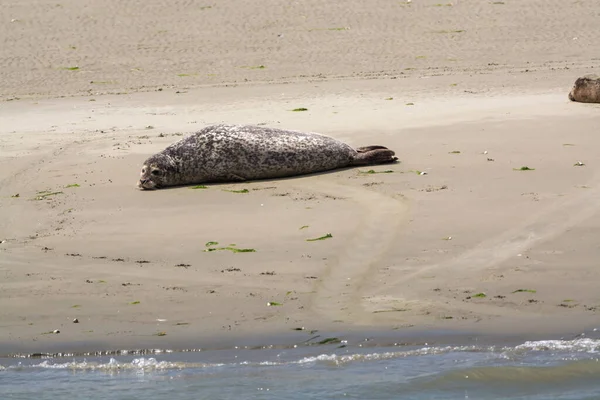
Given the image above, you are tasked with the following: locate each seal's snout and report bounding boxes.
[137,178,157,190]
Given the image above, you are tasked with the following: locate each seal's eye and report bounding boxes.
[142,168,146,174]
[151,170,161,176]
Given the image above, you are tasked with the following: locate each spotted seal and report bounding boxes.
[569,75,600,103]
[137,124,397,189]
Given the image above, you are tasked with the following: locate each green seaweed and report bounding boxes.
[291,108,308,112]
[155,332,167,336]
[130,301,141,305]
[240,65,266,69]
[65,184,80,188]
[223,189,249,193]
[191,185,208,189]
[299,225,309,230]
[473,293,487,298]
[385,97,394,100]
[61,66,79,71]
[512,289,537,294]
[306,233,333,242]
[449,151,461,154]
[33,191,63,200]
[204,242,256,253]
[267,301,282,306]
[406,102,415,106]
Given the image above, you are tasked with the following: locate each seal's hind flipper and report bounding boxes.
[355,145,389,153]
[352,148,398,165]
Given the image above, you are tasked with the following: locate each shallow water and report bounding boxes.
[2,334,600,400]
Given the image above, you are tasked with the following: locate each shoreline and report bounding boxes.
[2,318,598,359]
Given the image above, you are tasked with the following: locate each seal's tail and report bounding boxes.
[352,145,398,165]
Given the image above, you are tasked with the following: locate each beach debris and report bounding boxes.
[11,193,19,198]
[267,301,283,306]
[306,233,333,242]
[487,158,495,161]
[293,327,305,331]
[513,166,535,171]
[53,329,60,334]
[221,267,241,273]
[422,185,448,192]
[359,169,394,174]
[260,271,276,275]
[156,319,167,322]
[72,318,79,323]
[442,236,452,240]
[574,161,586,166]
[175,263,191,268]
[317,337,341,345]
[155,332,167,336]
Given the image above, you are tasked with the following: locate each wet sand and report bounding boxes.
[1,0,600,353]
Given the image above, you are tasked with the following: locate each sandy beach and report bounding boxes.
[1,0,600,354]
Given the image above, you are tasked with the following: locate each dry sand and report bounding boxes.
[1,0,600,354]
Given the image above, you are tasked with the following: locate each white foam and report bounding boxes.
[17,357,221,371]
[514,339,600,353]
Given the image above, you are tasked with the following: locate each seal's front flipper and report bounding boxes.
[352,148,398,165]
[227,173,247,182]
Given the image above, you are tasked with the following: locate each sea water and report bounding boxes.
[2,332,600,400]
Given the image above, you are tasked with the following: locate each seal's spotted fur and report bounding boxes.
[137,124,397,189]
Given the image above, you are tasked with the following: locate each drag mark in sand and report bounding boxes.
[385,171,600,294]
[296,180,408,325]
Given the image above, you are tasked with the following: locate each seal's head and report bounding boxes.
[569,75,600,103]
[137,154,178,190]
